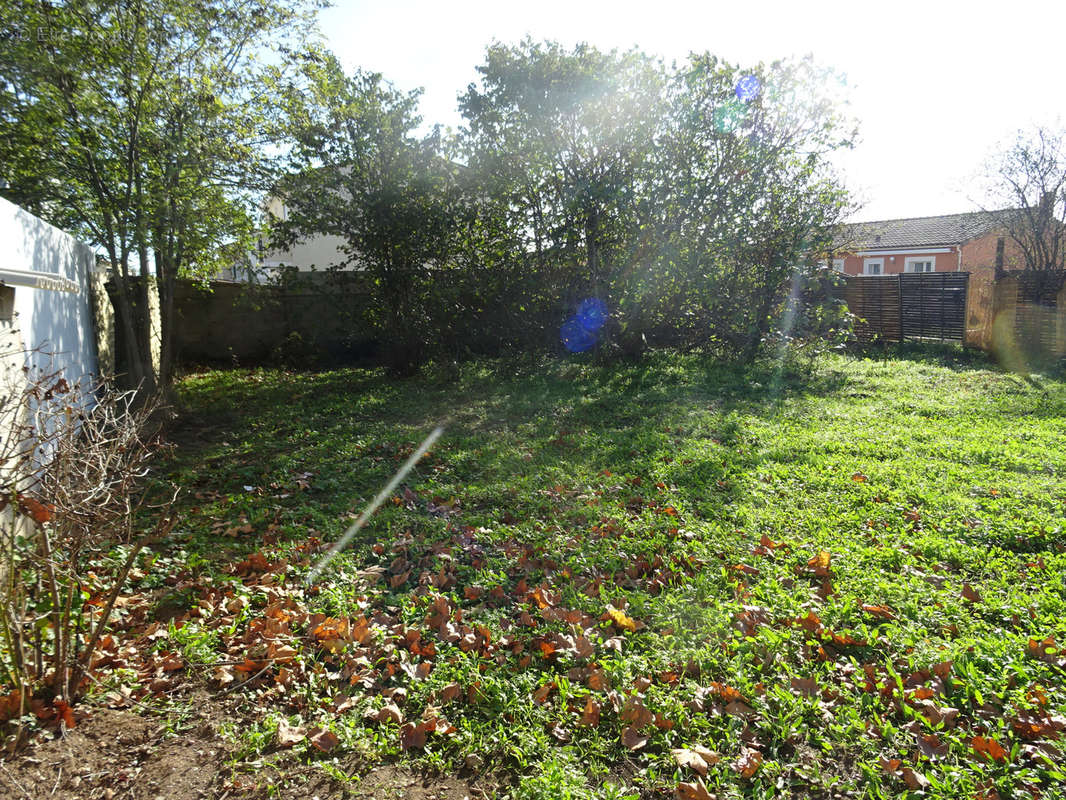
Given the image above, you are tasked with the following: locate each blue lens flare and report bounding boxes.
[735,74,761,102]
[560,317,596,353]
[576,297,608,332]
[560,297,608,352]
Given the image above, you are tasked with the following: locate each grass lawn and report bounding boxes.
[121,349,1066,798]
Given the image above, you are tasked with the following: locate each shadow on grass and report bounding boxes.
[167,352,861,558]
[847,340,997,372]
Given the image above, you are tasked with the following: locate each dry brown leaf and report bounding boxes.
[724,699,756,719]
[621,726,648,750]
[972,735,1009,762]
[620,696,655,728]
[861,604,897,621]
[672,748,710,776]
[438,683,461,704]
[879,757,902,774]
[376,702,403,725]
[900,767,930,790]
[918,733,948,759]
[675,779,715,800]
[734,747,762,778]
[532,682,555,704]
[276,719,305,747]
[308,727,339,753]
[691,745,720,766]
[790,677,818,697]
[587,667,608,691]
[675,779,716,800]
[578,695,601,727]
[961,583,982,603]
[759,533,786,550]
[399,722,427,750]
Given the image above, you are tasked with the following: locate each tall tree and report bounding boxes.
[273,52,463,376]
[653,54,854,360]
[459,42,854,360]
[983,126,1066,272]
[0,0,319,392]
[459,41,666,318]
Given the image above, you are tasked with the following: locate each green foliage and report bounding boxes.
[272,40,855,370]
[0,0,321,388]
[456,41,856,362]
[273,51,467,376]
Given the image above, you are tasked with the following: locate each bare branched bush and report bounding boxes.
[0,369,175,740]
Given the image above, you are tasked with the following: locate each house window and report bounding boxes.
[905,257,935,273]
[832,259,845,273]
[863,258,884,275]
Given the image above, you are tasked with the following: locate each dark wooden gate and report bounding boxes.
[899,272,969,341]
[843,273,969,343]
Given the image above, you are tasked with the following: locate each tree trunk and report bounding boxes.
[107,274,156,396]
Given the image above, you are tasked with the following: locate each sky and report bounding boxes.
[321,0,1065,223]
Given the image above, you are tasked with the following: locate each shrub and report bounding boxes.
[0,369,174,745]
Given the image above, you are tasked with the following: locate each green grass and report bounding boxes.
[161,348,1066,799]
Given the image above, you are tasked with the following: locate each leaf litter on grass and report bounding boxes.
[12,354,1066,799]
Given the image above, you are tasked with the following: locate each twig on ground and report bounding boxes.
[220,660,275,695]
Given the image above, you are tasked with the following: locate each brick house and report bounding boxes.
[831,210,1024,276]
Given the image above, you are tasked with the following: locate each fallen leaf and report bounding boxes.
[961,584,983,603]
[901,767,930,790]
[606,605,638,632]
[620,696,655,728]
[399,722,427,750]
[308,727,338,752]
[807,550,832,576]
[621,726,648,750]
[672,748,711,776]
[675,779,715,800]
[918,733,948,759]
[879,758,902,774]
[725,699,756,719]
[532,682,555,704]
[276,719,305,747]
[691,745,720,766]
[862,604,897,621]
[972,735,1008,762]
[734,747,762,778]
[790,677,818,697]
[376,702,403,725]
[759,533,786,550]
[578,695,601,727]
[53,698,75,729]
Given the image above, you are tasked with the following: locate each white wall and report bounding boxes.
[0,196,99,385]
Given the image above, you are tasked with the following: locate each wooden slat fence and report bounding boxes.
[843,275,901,342]
[1012,271,1066,357]
[842,273,969,343]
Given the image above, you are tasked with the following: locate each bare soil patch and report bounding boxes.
[0,705,223,800]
